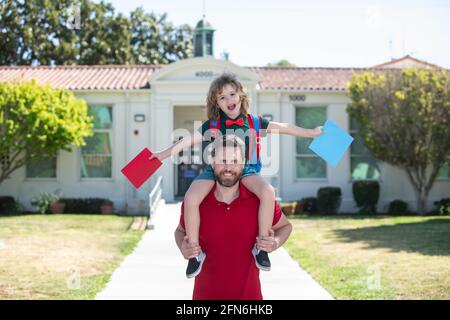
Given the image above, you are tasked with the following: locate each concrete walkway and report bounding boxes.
[96,201,334,300]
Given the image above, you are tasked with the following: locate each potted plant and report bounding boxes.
[50,198,65,214]
[280,202,296,216]
[31,192,64,214]
[100,199,113,214]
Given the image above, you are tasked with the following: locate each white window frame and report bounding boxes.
[294,105,328,181]
[25,154,58,181]
[349,117,382,182]
[80,105,114,181]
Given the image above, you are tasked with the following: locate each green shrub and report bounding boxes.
[0,196,18,215]
[294,200,304,215]
[388,200,409,215]
[433,198,450,215]
[317,187,342,214]
[352,180,380,214]
[298,197,318,214]
[60,198,107,214]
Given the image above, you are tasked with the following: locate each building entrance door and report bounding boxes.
[174,106,208,198]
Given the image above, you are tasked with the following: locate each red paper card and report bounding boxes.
[121,148,162,189]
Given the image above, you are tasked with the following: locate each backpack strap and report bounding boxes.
[209,115,221,140]
[247,114,262,164]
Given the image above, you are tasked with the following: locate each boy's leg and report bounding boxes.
[184,179,215,245]
[241,175,275,271]
[184,178,215,278]
[241,175,275,237]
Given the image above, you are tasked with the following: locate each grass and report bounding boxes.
[284,215,450,300]
[0,213,145,300]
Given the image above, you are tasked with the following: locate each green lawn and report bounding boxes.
[0,214,145,300]
[284,215,450,300]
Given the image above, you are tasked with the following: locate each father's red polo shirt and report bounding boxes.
[180,182,282,300]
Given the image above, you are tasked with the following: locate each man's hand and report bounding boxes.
[256,229,279,253]
[180,235,202,260]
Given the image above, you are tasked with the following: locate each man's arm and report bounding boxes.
[174,223,201,259]
[271,214,293,251]
[174,224,186,252]
[266,121,323,138]
[256,214,293,253]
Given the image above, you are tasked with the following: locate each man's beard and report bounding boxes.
[215,169,242,187]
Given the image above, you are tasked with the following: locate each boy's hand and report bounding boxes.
[149,151,165,162]
[310,126,325,138]
[256,229,278,253]
[181,235,202,260]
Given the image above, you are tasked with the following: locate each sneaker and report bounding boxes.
[252,245,271,271]
[186,250,206,279]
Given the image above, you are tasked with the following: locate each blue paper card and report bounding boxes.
[308,119,354,168]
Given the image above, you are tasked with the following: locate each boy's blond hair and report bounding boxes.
[206,73,250,120]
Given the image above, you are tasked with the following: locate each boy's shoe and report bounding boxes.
[252,245,271,271]
[186,250,206,279]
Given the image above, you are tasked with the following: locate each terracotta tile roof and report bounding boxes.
[0,64,368,91]
[0,65,160,90]
[0,56,446,91]
[372,54,443,69]
[248,67,369,91]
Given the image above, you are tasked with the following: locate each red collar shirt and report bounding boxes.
[180,182,282,300]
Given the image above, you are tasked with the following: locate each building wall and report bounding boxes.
[1,58,448,213]
[257,90,449,212]
[0,91,152,213]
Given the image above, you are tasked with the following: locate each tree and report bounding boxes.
[0,0,193,65]
[347,68,450,214]
[129,7,193,64]
[267,59,296,67]
[0,80,93,184]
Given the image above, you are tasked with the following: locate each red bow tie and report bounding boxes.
[225,118,244,127]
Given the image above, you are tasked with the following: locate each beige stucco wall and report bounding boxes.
[1,57,448,214]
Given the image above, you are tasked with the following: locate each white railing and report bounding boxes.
[147,175,163,230]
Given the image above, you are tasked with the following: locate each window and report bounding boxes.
[295,107,327,178]
[437,164,450,179]
[206,33,213,55]
[349,117,381,180]
[195,34,202,56]
[1,153,11,172]
[81,106,113,178]
[27,157,57,178]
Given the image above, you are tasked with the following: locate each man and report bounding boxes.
[174,134,292,300]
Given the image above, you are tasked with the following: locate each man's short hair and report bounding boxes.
[211,134,245,162]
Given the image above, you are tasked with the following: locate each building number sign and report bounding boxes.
[289,95,306,102]
[195,71,215,78]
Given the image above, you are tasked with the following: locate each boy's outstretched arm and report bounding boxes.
[151,131,203,162]
[266,121,324,138]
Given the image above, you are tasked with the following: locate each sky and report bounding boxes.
[101,0,450,69]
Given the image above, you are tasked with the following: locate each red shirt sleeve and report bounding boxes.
[272,200,282,226]
[180,202,185,229]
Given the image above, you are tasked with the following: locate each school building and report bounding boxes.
[0,19,448,214]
